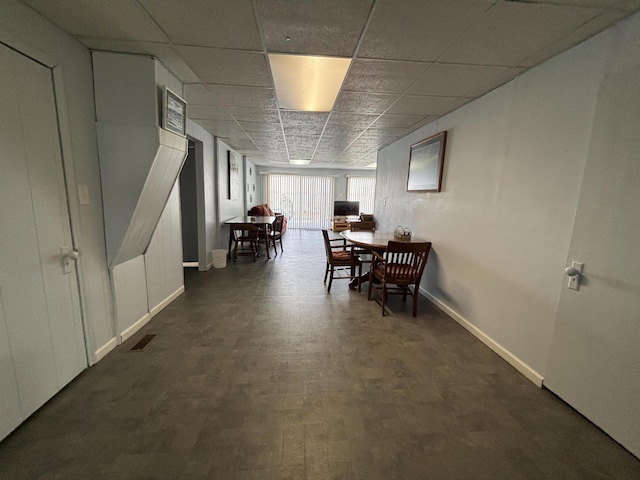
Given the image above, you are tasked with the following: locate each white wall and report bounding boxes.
[376,13,636,381]
[0,0,115,361]
[217,139,246,249]
[145,181,184,314]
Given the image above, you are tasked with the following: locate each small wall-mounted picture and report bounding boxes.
[228,151,239,200]
[407,131,447,192]
[162,87,186,136]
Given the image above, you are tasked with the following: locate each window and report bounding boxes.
[267,174,335,230]
[347,176,376,215]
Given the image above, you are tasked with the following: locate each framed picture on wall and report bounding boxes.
[407,131,447,192]
[228,150,239,200]
[162,87,187,136]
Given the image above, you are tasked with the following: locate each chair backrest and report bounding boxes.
[321,229,333,262]
[231,223,259,240]
[349,221,375,231]
[272,214,284,233]
[383,241,432,284]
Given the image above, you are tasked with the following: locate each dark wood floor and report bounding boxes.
[1,230,638,479]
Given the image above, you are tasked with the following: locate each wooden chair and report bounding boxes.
[231,223,260,262]
[267,214,284,256]
[367,241,432,316]
[349,221,376,231]
[322,229,362,292]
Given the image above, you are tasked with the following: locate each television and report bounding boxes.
[334,200,359,217]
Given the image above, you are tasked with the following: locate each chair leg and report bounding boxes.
[402,286,408,303]
[324,263,329,283]
[357,264,362,292]
[327,266,334,292]
[367,270,374,300]
[381,282,387,316]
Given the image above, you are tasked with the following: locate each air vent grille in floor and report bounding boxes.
[130,334,156,351]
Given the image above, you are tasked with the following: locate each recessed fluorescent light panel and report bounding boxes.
[289,159,311,166]
[269,54,351,112]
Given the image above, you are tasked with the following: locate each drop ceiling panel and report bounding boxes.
[196,119,246,135]
[21,0,166,42]
[387,95,459,116]
[518,9,631,67]
[139,0,262,50]
[342,59,431,94]
[358,0,494,61]
[176,47,270,86]
[333,92,399,114]
[238,121,283,134]
[187,105,233,120]
[280,111,329,128]
[226,108,281,123]
[328,112,379,128]
[284,124,325,136]
[372,114,428,128]
[535,0,640,8]
[256,0,373,56]
[184,84,278,108]
[441,2,603,66]
[407,63,517,97]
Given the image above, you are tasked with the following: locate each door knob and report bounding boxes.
[565,261,584,291]
[60,247,79,274]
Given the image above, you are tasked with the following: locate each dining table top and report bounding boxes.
[340,230,428,250]
[224,215,275,225]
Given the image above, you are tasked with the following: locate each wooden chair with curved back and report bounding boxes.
[322,229,362,292]
[367,241,432,316]
[267,214,285,256]
[231,223,260,262]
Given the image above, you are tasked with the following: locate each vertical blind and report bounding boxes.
[267,174,335,230]
[347,176,376,215]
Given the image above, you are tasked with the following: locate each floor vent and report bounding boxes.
[130,334,156,351]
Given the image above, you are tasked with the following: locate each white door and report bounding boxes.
[0,43,87,440]
[544,67,640,457]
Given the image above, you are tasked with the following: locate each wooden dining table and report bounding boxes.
[340,229,429,289]
[225,215,275,259]
[340,230,428,250]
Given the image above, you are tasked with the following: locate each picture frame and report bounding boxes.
[228,150,239,200]
[407,131,447,192]
[162,87,187,136]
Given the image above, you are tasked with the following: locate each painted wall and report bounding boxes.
[145,181,184,314]
[186,120,217,268]
[108,58,185,340]
[217,139,246,249]
[0,0,115,361]
[376,12,637,381]
[245,158,259,209]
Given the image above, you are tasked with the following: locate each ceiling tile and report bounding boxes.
[387,95,458,116]
[359,0,493,61]
[518,9,631,67]
[187,105,233,120]
[238,121,283,134]
[21,0,166,42]
[284,125,325,136]
[532,0,640,9]
[139,0,262,49]
[407,63,517,98]
[328,112,379,128]
[226,108,281,123]
[256,0,373,56]
[342,59,430,94]
[441,2,603,66]
[176,46,270,86]
[333,92,399,114]
[195,119,245,135]
[280,111,329,127]
[371,114,427,129]
[184,84,278,108]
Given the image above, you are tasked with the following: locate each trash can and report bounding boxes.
[211,249,227,268]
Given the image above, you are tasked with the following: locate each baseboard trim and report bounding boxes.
[93,337,118,364]
[119,313,151,343]
[205,261,213,270]
[149,286,185,318]
[420,287,544,387]
[183,262,199,267]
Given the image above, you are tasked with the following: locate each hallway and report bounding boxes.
[0,231,638,479]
